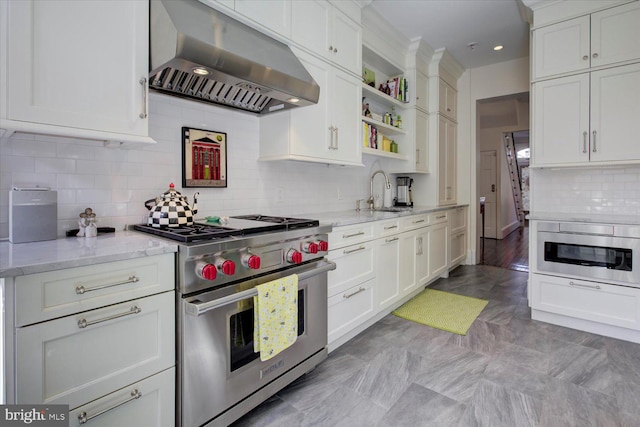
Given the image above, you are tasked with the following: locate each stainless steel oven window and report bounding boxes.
[545,241,632,271]
[229,289,305,372]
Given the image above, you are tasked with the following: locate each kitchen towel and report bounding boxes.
[253,274,298,361]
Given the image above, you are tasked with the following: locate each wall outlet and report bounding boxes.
[277,187,284,202]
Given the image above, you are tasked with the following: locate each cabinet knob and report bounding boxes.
[592,53,598,59]
[583,55,589,61]
[329,45,333,51]
[333,47,338,53]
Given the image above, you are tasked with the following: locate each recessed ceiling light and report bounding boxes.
[287,97,300,103]
[193,67,210,75]
[493,45,504,51]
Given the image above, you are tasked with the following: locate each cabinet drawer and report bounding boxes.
[531,274,640,330]
[448,207,466,232]
[68,367,175,426]
[327,241,375,298]
[329,223,374,249]
[328,279,374,344]
[374,218,401,237]
[16,254,174,326]
[400,214,429,231]
[429,211,448,225]
[16,291,175,409]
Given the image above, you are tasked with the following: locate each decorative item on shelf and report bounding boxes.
[382,136,392,152]
[396,115,402,129]
[391,141,398,153]
[362,97,371,118]
[378,82,390,96]
[363,67,376,87]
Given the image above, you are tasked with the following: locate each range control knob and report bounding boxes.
[216,258,236,276]
[243,254,261,270]
[196,262,217,281]
[302,242,319,254]
[316,240,329,252]
[286,249,303,264]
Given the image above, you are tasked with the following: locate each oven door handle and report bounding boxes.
[185,261,337,317]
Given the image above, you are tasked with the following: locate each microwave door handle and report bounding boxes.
[185,261,337,317]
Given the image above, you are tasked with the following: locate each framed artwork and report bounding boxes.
[182,126,227,188]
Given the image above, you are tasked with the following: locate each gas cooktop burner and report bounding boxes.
[232,215,320,229]
[133,215,320,243]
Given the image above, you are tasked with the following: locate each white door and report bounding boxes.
[479,151,498,239]
[590,63,640,162]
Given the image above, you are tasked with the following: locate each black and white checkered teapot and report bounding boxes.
[144,183,199,228]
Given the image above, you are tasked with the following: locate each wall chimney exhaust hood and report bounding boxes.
[149,0,320,114]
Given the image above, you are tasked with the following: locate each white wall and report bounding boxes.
[0,93,379,238]
[464,56,531,263]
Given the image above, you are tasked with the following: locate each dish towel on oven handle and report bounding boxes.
[253,274,298,361]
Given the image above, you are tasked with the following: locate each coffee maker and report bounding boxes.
[394,176,413,207]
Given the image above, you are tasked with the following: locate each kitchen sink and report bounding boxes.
[377,206,414,212]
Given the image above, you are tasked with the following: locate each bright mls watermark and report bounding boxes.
[0,405,68,426]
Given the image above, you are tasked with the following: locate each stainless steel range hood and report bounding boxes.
[149,0,319,114]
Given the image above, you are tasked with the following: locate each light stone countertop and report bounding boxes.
[527,212,640,226]
[309,204,468,227]
[0,231,178,278]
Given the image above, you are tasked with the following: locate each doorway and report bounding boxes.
[476,93,530,271]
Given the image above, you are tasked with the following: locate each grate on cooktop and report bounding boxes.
[133,224,243,243]
[231,215,319,229]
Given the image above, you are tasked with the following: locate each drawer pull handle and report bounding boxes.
[77,306,141,329]
[569,281,601,290]
[139,78,148,119]
[78,389,142,424]
[413,219,426,224]
[76,275,139,294]
[343,246,366,255]
[385,237,399,243]
[436,215,446,219]
[343,231,365,238]
[384,225,398,230]
[343,287,366,299]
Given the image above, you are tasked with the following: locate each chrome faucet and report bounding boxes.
[368,170,391,210]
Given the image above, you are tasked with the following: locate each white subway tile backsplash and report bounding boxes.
[56,143,96,160]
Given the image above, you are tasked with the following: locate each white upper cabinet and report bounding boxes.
[533,63,640,166]
[533,1,640,80]
[438,79,457,121]
[1,0,154,144]
[234,0,292,38]
[437,115,457,205]
[291,0,361,75]
[415,71,429,111]
[259,49,362,166]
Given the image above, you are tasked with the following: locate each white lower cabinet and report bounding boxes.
[15,291,175,409]
[327,240,375,297]
[531,273,640,330]
[449,230,467,267]
[399,230,417,294]
[415,227,430,286]
[68,367,175,427]
[376,234,401,310]
[328,279,374,344]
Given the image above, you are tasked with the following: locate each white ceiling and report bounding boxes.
[369,0,531,69]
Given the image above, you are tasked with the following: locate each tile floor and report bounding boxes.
[232,265,640,427]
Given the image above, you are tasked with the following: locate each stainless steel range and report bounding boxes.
[133,215,334,426]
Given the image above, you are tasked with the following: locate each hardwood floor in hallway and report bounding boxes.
[480,224,529,272]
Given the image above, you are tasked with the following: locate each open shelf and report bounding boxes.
[362,147,408,160]
[362,83,408,109]
[362,116,406,135]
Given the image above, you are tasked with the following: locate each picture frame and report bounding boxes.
[182,126,228,188]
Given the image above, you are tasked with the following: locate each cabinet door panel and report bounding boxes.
[399,231,417,294]
[331,7,361,75]
[428,222,448,279]
[327,241,375,298]
[414,109,429,172]
[591,1,640,68]
[331,71,362,164]
[7,0,148,136]
[289,51,331,159]
[532,74,590,165]
[234,0,291,38]
[291,0,330,59]
[533,16,590,79]
[590,63,640,162]
[415,230,429,285]
[376,237,400,309]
